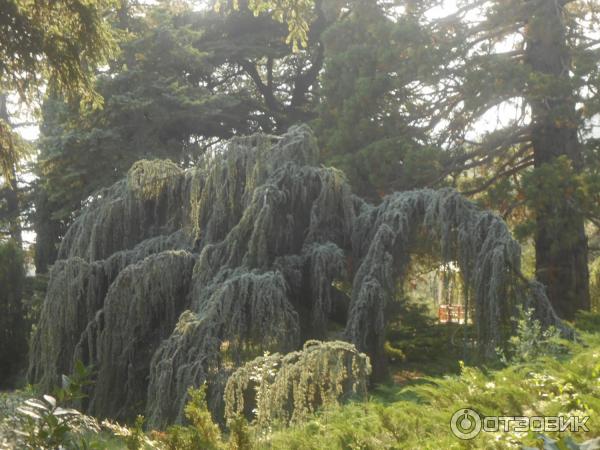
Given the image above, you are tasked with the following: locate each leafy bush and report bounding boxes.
[498,307,566,363]
[0,361,154,449]
[157,385,225,450]
[7,362,99,449]
[16,394,86,449]
[53,360,95,405]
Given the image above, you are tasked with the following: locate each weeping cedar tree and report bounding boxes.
[394,0,600,320]
[28,126,569,427]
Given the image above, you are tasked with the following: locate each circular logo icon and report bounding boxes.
[450,408,482,440]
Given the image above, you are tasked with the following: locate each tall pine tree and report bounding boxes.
[399,0,600,319]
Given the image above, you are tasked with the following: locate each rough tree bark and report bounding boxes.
[525,1,590,320]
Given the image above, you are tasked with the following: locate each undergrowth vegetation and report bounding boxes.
[264,332,600,449]
[2,315,599,449]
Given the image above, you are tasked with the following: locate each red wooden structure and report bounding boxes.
[438,304,466,323]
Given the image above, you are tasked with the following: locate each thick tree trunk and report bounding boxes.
[33,189,62,273]
[525,1,590,319]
